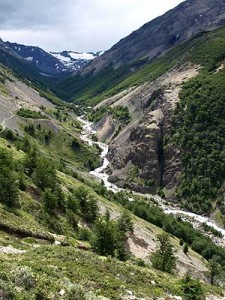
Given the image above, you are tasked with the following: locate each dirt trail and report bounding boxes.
[0,99,20,134]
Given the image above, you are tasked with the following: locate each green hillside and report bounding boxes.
[0,60,224,298]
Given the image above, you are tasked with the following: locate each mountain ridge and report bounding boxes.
[79,0,225,74]
[52,0,225,102]
[5,41,102,77]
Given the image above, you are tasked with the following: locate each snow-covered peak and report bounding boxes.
[50,50,103,71]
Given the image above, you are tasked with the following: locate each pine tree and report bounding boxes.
[75,187,98,222]
[118,210,134,233]
[209,256,221,286]
[33,156,57,190]
[0,148,19,208]
[24,145,37,175]
[151,233,176,273]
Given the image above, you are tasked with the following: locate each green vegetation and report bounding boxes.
[0,140,194,299]
[180,272,205,300]
[18,110,100,172]
[151,233,176,273]
[91,210,133,260]
[111,106,130,123]
[51,63,137,104]
[74,187,98,222]
[17,108,47,119]
[88,105,131,124]
[0,244,205,300]
[183,244,189,255]
[0,128,221,297]
[87,107,107,123]
[0,148,19,208]
[209,256,222,286]
[172,69,225,213]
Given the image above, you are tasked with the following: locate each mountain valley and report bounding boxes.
[0,0,224,299]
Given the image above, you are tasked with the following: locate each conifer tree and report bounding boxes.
[151,233,176,273]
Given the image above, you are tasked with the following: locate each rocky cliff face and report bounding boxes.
[106,64,199,194]
[82,0,225,74]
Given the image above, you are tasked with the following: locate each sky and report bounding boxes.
[0,0,184,52]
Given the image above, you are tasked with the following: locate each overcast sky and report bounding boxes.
[0,0,183,52]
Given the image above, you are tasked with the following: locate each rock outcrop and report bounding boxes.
[106,64,199,193]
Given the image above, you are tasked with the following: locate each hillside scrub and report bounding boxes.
[88,105,130,124]
[17,108,48,119]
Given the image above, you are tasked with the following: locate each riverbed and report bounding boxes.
[77,116,225,247]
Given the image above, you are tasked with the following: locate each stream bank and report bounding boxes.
[78,116,225,247]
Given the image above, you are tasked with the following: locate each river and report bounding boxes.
[77,116,225,247]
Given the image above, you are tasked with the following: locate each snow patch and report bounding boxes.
[51,53,71,62]
[50,50,101,71]
[25,57,33,62]
[69,51,95,60]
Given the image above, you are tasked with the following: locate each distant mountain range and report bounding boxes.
[50,50,103,72]
[5,42,102,77]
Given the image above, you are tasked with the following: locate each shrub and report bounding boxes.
[33,157,57,190]
[43,189,57,211]
[91,216,117,256]
[183,244,189,254]
[75,188,98,222]
[14,266,35,290]
[78,227,92,241]
[17,108,47,119]
[117,210,134,233]
[180,272,204,300]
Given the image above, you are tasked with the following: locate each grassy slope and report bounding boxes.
[0,163,221,299]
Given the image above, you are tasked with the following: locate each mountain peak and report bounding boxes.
[81,0,225,74]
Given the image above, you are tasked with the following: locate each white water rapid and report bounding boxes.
[77,116,225,247]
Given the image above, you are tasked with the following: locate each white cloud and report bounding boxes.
[0,0,184,52]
